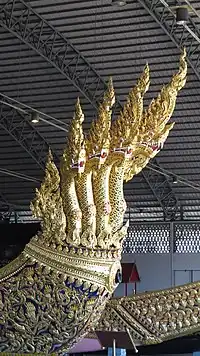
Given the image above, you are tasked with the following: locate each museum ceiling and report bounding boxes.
[0,0,200,222]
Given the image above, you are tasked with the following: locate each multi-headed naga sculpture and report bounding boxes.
[0,51,195,355]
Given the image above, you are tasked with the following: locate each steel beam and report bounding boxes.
[0,0,116,109]
[0,97,59,169]
[0,0,178,220]
[0,190,22,224]
[0,99,54,214]
[0,191,14,211]
[137,0,200,81]
[144,166,178,220]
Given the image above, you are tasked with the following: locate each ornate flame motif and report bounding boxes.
[0,51,189,355]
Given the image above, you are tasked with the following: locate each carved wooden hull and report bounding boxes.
[98,282,200,344]
[0,254,112,354]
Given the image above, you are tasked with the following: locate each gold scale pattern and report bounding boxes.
[0,51,187,354]
[98,281,200,344]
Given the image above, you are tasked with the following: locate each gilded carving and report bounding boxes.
[0,51,187,354]
[98,281,200,344]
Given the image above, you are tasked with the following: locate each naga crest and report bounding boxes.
[0,51,187,355]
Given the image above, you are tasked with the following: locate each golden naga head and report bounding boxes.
[61,98,86,175]
[110,63,149,160]
[1,51,187,356]
[12,51,187,355]
[124,49,187,181]
[29,50,187,294]
[86,77,115,167]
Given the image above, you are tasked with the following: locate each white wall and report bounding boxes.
[114,252,200,297]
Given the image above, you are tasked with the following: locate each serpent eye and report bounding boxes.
[115,269,122,284]
[101,152,107,158]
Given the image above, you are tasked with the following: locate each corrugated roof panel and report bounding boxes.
[0,0,199,220]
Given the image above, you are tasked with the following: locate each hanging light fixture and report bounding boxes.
[176,6,189,25]
[173,175,178,184]
[31,111,40,124]
[111,0,127,6]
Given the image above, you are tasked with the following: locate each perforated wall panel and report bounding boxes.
[123,223,170,253]
[174,223,200,253]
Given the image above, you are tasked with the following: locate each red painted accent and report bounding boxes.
[121,263,140,283]
[79,161,84,167]
[152,145,158,151]
[101,152,107,158]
